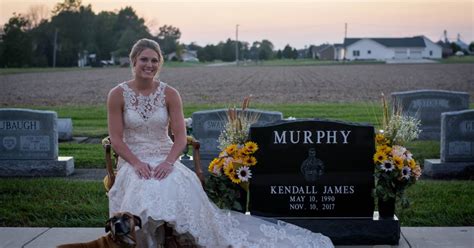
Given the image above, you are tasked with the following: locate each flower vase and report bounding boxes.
[378,197,396,219]
[232,186,247,213]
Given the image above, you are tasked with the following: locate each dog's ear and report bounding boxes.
[133,215,142,229]
[105,217,113,233]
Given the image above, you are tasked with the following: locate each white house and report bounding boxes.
[343,36,442,61]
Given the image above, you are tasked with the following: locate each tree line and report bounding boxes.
[0,0,304,68]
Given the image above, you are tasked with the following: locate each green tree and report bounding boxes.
[52,0,83,14]
[29,19,54,66]
[292,48,298,59]
[94,11,118,61]
[221,38,235,62]
[156,25,181,56]
[258,39,274,60]
[469,42,474,52]
[50,4,97,66]
[197,44,220,62]
[113,6,151,57]
[276,49,282,59]
[1,13,32,67]
[282,44,293,59]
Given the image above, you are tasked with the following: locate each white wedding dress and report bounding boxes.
[108,81,334,248]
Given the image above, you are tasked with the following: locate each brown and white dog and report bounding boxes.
[57,212,142,248]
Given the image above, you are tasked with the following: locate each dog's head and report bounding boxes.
[106,212,142,245]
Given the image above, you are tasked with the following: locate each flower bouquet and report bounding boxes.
[373,94,422,216]
[204,96,260,211]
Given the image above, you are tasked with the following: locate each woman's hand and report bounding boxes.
[153,161,174,180]
[134,162,152,179]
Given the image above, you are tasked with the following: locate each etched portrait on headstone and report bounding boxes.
[300,148,324,182]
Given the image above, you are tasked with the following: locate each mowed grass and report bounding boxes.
[397,180,474,226]
[0,178,472,227]
[438,55,474,64]
[0,179,108,227]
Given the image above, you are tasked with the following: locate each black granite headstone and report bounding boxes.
[249,119,375,218]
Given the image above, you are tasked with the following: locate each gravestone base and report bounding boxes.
[424,159,474,179]
[258,212,400,245]
[0,156,74,177]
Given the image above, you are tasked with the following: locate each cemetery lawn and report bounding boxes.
[0,178,472,227]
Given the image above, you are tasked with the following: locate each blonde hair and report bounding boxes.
[129,38,164,75]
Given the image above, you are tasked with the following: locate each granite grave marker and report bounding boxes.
[425,109,474,179]
[249,119,375,218]
[391,90,469,140]
[0,108,74,177]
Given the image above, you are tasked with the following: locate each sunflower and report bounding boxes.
[225,144,238,155]
[376,145,392,154]
[373,151,388,164]
[244,141,258,154]
[229,172,241,184]
[375,133,388,145]
[208,158,220,172]
[408,159,416,169]
[236,166,252,182]
[243,156,257,166]
[224,162,235,177]
[393,156,404,170]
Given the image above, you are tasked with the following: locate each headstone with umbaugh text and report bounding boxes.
[425,109,474,179]
[391,90,469,140]
[191,109,282,172]
[0,108,74,177]
[248,119,400,245]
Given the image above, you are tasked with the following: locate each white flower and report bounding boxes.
[212,165,222,175]
[391,145,407,160]
[380,160,395,172]
[184,118,192,128]
[236,166,252,182]
[406,151,413,161]
[401,166,411,179]
[286,116,296,120]
[223,157,233,166]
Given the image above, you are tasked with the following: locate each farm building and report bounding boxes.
[343,36,442,61]
[309,44,344,60]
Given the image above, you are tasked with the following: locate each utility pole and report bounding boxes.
[343,23,347,61]
[235,24,239,65]
[53,28,58,68]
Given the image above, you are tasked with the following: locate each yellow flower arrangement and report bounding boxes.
[209,141,259,185]
[374,93,422,208]
[204,96,260,211]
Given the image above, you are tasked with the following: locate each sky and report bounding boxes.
[1,0,473,49]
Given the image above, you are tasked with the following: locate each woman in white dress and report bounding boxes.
[107,38,334,248]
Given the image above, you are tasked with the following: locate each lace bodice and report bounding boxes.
[119,81,173,159]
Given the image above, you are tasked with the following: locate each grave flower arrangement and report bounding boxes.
[205,96,260,211]
[374,94,422,212]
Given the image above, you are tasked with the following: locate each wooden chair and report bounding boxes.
[102,135,205,192]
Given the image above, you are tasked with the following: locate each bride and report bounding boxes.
[107,38,334,248]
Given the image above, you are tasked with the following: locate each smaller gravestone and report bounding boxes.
[57,118,73,141]
[391,90,469,140]
[425,109,474,179]
[191,109,282,172]
[0,108,74,177]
